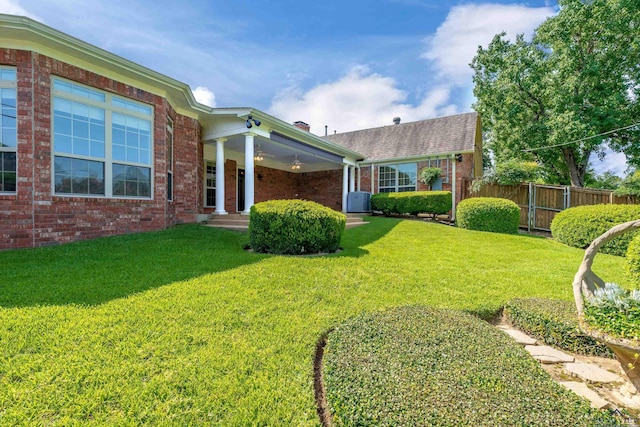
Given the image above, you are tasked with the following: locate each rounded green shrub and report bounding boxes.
[370,191,451,216]
[456,197,520,234]
[550,204,640,256]
[627,234,640,287]
[249,199,345,255]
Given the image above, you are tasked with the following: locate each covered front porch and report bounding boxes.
[200,109,364,216]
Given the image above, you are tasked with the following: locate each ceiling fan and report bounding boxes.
[253,144,275,162]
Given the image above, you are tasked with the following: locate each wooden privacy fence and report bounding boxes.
[460,179,640,231]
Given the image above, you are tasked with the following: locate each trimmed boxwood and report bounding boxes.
[249,199,345,255]
[550,204,640,256]
[370,191,451,216]
[627,234,640,286]
[323,306,617,426]
[456,197,520,234]
[504,298,613,358]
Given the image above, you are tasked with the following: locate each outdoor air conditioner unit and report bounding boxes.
[347,191,372,213]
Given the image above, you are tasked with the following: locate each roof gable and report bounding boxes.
[325,112,479,162]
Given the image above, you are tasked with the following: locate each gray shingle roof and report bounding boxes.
[324,112,478,162]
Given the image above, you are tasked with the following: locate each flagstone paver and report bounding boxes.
[499,327,538,345]
[525,345,575,364]
[564,362,623,384]
[559,381,610,409]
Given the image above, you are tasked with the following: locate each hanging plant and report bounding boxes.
[418,167,442,190]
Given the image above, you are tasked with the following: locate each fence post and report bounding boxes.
[528,182,533,232]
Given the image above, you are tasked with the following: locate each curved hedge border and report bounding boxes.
[323,306,616,426]
[249,200,345,255]
[504,298,613,358]
[550,204,640,256]
[627,234,640,286]
[456,197,520,234]
[370,191,451,216]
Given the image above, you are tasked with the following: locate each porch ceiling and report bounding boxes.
[206,133,345,173]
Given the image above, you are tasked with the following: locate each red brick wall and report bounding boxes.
[296,169,343,211]
[224,159,237,212]
[254,165,298,203]
[0,50,201,249]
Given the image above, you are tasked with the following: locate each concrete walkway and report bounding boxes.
[496,321,640,417]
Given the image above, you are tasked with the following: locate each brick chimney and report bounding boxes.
[293,121,310,132]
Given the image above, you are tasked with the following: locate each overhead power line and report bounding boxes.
[523,122,640,152]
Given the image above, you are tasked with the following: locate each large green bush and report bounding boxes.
[370,191,451,216]
[249,200,345,255]
[323,306,617,426]
[550,204,640,256]
[505,298,613,358]
[627,234,640,287]
[456,197,520,234]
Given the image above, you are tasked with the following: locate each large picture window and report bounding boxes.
[52,78,153,198]
[0,67,17,193]
[378,163,417,193]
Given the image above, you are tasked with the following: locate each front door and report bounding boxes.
[237,169,245,212]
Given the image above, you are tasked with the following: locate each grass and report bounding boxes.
[324,306,618,426]
[0,217,629,425]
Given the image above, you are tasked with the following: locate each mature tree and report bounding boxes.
[471,0,640,187]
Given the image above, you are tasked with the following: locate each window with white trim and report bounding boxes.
[427,157,450,183]
[378,163,417,193]
[52,77,153,198]
[167,117,173,202]
[0,67,17,193]
[205,162,216,207]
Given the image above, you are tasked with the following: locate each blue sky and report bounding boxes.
[0,0,628,175]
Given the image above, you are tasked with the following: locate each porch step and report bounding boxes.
[204,213,368,231]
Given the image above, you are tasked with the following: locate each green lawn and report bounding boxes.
[0,217,628,425]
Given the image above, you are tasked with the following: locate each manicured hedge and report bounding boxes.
[504,298,613,358]
[249,199,345,255]
[323,306,617,426]
[456,197,520,234]
[627,234,640,287]
[550,204,640,256]
[370,191,451,216]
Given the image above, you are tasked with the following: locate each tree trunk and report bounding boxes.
[562,147,584,187]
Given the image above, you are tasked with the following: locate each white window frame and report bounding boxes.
[205,161,216,208]
[427,157,450,184]
[378,163,417,193]
[167,117,173,202]
[50,77,154,199]
[0,66,17,194]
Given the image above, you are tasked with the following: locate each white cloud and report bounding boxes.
[268,66,458,135]
[590,149,629,177]
[423,3,555,84]
[0,0,41,20]
[192,86,216,108]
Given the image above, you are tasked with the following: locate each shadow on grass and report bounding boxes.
[0,224,266,308]
[335,216,401,258]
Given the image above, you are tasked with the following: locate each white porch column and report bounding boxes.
[243,133,256,214]
[451,154,457,221]
[342,164,349,213]
[349,165,356,192]
[215,138,227,215]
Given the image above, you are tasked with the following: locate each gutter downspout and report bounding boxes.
[451,154,457,222]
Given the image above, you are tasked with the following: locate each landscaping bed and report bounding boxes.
[322,306,619,426]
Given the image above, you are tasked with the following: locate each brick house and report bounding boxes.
[0,15,481,250]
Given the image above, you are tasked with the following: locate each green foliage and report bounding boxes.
[418,167,441,188]
[456,197,520,234]
[627,234,640,287]
[505,298,613,358]
[550,204,640,256]
[370,191,451,216]
[493,160,540,185]
[584,283,640,341]
[324,306,617,426]
[615,171,640,197]
[472,0,640,187]
[0,219,629,425]
[584,170,623,191]
[249,199,345,254]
